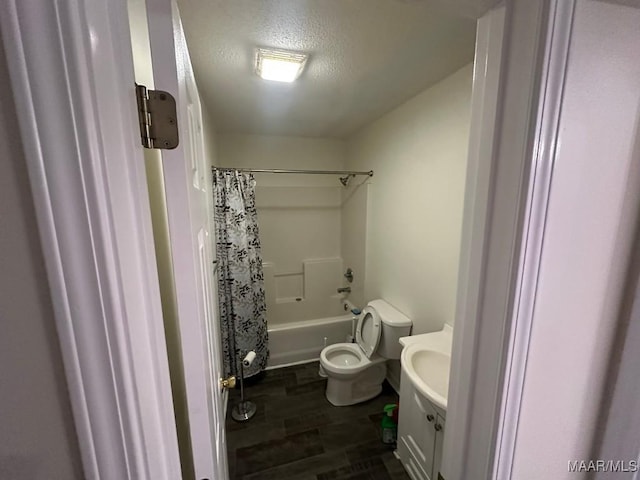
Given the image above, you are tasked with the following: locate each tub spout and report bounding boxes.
[337,287,351,294]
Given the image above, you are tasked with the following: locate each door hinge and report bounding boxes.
[135,84,179,149]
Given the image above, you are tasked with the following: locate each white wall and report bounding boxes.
[0,42,83,479]
[218,133,345,187]
[345,64,473,335]
[218,133,348,324]
[202,103,218,167]
[510,2,640,478]
[340,181,369,309]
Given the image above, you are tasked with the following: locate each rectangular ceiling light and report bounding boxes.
[255,48,308,83]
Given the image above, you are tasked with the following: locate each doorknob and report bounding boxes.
[220,376,236,389]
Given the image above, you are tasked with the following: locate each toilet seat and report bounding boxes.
[320,343,385,377]
[355,306,382,358]
[320,306,384,377]
[319,299,413,406]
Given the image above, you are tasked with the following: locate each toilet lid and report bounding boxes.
[356,307,382,358]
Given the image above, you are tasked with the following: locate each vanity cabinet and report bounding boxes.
[397,369,446,480]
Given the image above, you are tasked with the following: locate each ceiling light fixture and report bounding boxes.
[255,48,308,83]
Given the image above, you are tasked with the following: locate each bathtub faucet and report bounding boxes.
[337,287,351,294]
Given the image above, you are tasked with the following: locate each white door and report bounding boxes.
[144,1,227,478]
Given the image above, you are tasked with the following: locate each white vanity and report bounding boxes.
[396,326,452,480]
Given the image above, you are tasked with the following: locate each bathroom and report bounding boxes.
[174,0,474,478]
[6,0,640,477]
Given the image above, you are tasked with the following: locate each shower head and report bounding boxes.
[339,174,354,186]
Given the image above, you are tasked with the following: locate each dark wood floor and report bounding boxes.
[226,361,411,480]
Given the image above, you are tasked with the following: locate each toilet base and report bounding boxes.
[325,362,386,406]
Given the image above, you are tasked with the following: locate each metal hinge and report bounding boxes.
[135,84,179,149]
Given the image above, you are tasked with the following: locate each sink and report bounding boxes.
[401,337,452,411]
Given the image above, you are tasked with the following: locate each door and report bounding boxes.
[410,392,437,480]
[398,371,437,480]
[143,0,228,478]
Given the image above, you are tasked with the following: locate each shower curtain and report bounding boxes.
[213,170,268,378]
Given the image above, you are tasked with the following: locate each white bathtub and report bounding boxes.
[267,314,356,369]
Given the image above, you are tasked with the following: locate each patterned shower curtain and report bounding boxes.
[213,170,268,378]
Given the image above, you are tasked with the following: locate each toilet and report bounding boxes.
[320,299,412,406]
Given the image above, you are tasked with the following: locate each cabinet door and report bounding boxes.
[409,391,438,479]
[433,415,446,479]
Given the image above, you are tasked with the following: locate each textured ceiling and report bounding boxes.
[177,0,476,138]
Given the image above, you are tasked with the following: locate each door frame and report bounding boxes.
[0,0,584,479]
[443,0,578,478]
[0,0,181,478]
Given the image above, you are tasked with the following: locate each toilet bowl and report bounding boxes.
[321,343,386,378]
[320,299,412,406]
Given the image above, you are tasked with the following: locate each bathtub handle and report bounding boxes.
[344,268,354,283]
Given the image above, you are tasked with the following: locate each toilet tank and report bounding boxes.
[368,299,412,359]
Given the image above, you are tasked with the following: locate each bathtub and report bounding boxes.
[267,313,356,369]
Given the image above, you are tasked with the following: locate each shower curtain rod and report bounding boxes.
[212,166,374,177]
